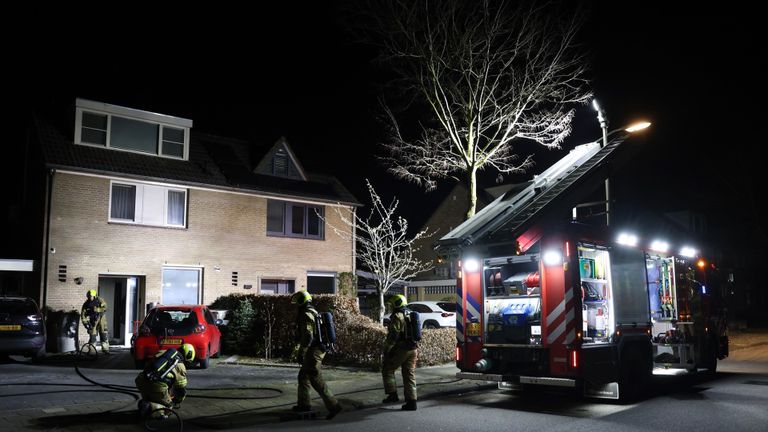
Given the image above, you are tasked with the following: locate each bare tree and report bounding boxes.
[326,180,434,324]
[360,0,592,218]
[260,301,277,360]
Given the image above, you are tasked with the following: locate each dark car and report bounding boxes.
[0,296,46,360]
[132,305,222,369]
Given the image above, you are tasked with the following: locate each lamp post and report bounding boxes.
[569,111,651,225]
[592,99,610,226]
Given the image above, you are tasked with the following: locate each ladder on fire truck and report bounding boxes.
[440,137,627,248]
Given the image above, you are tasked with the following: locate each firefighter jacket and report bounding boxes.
[295,304,321,351]
[384,309,417,353]
[81,296,107,328]
[135,351,189,406]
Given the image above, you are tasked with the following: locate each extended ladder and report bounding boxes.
[439,138,627,248]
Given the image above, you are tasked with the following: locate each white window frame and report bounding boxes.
[161,266,202,305]
[108,180,187,228]
[74,98,192,161]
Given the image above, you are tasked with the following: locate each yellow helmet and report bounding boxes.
[181,343,195,363]
[87,289,97,298]
[290,291,312,306]
[388,294,407,309]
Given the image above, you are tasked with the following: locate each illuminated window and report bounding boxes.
[109,181,187,228]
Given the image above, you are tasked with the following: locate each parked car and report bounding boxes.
[383,301,457,329]
[0,296,46,360]
[132,305,222,369]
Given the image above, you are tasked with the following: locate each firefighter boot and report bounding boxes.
[382,393,399,403]
[326,403,342,420]
[401,400,417,411]
[291,404,312,413]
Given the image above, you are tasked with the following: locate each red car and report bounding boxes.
[132,305,222,369]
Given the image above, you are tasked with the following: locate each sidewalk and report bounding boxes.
[183,360,493,429]
[2,350,493,431]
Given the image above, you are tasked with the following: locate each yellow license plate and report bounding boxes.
[160,338,183,345]
[0,325,21,331]
[467,322,481,337]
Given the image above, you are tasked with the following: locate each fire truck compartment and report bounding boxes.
[484,255,543,345]
[479,345,550,375]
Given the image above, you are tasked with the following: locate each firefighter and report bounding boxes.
[291,290,343,420]
[135,344,195,418]
[381,294,418,411]
[81,289,110,354]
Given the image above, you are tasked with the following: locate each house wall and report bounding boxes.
[412,183,474,280]
[44,171,354,315]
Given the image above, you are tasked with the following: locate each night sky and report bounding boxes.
[7,2,767,257]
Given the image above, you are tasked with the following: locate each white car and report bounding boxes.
[383,301,457,329]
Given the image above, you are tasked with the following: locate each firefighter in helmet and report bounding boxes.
[381,294,418,410]
[135,343,195,417]
[81,289,110,354]
[291,290,342,420]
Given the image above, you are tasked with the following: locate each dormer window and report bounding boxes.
[272,148,299,178]
[74,98,192,160]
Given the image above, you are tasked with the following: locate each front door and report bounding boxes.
[98,275,143,346]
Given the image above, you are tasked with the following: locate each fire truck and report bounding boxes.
[437,137,728,400]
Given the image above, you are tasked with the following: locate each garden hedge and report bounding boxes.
[210,293,455,369]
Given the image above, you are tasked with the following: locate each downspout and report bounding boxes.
[41,168,55,308]
[352,206,357,275]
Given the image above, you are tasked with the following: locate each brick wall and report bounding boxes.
[45,172,354,315]
[412,183,472,280]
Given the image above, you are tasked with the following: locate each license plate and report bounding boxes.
[160,338,183,345]
[0,325,21,331]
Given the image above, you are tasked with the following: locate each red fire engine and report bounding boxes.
[438,140,728,400]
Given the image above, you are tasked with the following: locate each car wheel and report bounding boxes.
[423,322,439,329]
[135,359,146,370]
[199,347,210,369]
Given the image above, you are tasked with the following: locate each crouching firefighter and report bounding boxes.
[81,289,110,354]
[135,344,195,418]
[382,294,421,411]
[290,290,342,420]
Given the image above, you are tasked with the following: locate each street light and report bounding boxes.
[592,99,651,226]
[625,121,651,133]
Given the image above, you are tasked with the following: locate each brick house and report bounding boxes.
[30,98,359,345]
